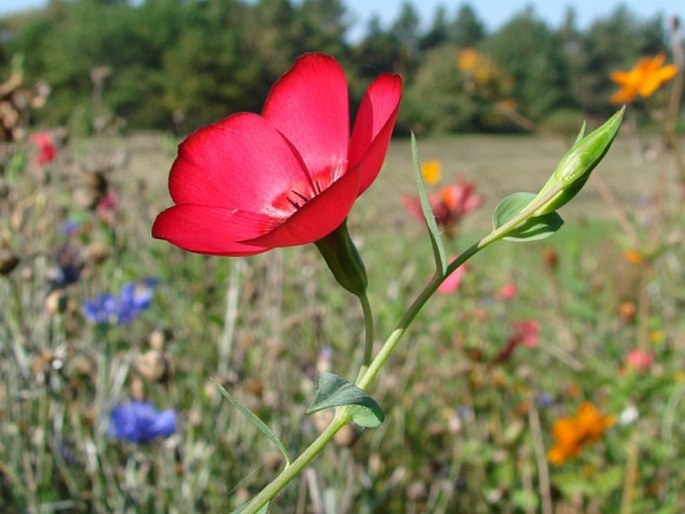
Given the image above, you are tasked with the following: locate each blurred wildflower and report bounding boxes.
[618,405,639,425]
[438,263,468,294]
[610,54,678,104]
[58,220,81,235]
[96,190,119,215]
[152,53,402,257]
[494,282,517,300]
[536,392,554,409]
[420,159,442,185]
[623,249,644,265]
[494,319,540,363]
[543,247,559,272]
[456,48,513,99]
[109,400,176,443]
[28,131,57,165]
[547,402,614,466]
[624,349,654,372]
[82,279,157,325]
[649,329,665,345]
[404,180,481,238]
[619,301,637,322]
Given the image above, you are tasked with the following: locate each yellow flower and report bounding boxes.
[547,402,614,466]
[420,159,442,185]
[457,48,481,73]
[610,54,678,104]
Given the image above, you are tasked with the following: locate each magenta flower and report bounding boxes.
[152,53,402,256]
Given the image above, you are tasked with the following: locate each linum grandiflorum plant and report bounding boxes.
[152,53,624,513]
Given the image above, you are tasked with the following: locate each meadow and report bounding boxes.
[1,127,684,514]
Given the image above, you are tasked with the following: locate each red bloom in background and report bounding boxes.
[624,349,654,373]
[437,263,469,294]
[28,131,57,165]
[404,180,481,238]
[152,53,402,256]
[495,282,517,300]
[493,319,540,363]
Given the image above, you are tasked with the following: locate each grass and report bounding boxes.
[1,129,684,513]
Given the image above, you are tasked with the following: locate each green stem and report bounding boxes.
[359,292,374,366]
[239,238,492,513]
[237,408,353,514]
[356,240,482,390]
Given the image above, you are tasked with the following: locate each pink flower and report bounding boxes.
[152,53,402,256]
[404,180,481,238]
[28,131,57,165]
[495,282,517,300]
[438,264,468,294]
[624,349,653,372]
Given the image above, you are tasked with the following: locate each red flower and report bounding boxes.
[152,54,402,256]
[28,131,57,165]
[493,319,540,362]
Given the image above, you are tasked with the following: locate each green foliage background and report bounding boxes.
[0,0,670,135]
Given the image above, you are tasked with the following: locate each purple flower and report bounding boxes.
[109,400,176,443]
[82,279,156,325]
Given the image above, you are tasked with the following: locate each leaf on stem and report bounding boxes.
[493,192,564,242]
[306,372,385,428]
[214,379,291,466]
[411,132,448,275]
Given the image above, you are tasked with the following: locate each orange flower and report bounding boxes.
[547,402,614,465]
[623,249,643,265]
[609,54,678,104]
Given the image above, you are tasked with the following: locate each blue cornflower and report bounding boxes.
[58,220,81,235]
[82,279,156,325]
[109,400,176,443]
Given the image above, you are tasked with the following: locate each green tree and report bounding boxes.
[451,3,485,47]
[483,6,567,121]
[405,45,481,134]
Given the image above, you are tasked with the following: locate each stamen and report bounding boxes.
[292,190,309,203]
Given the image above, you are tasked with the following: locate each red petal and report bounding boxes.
[242,164,362,248]
[152,205,277,256]
[349,73,402,194]
[169,113,311,212]
[263,54,349,183]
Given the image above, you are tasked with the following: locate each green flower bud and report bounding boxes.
[315,220,368,297]
[533,107,625,215]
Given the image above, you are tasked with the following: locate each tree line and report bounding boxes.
[0,0,672,135]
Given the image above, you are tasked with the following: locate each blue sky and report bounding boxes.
[1,0,680,34]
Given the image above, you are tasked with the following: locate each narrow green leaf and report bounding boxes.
[493,192,564,242]
[411,132,447,275]
[306,372,385,428]
[214,380,291,466]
